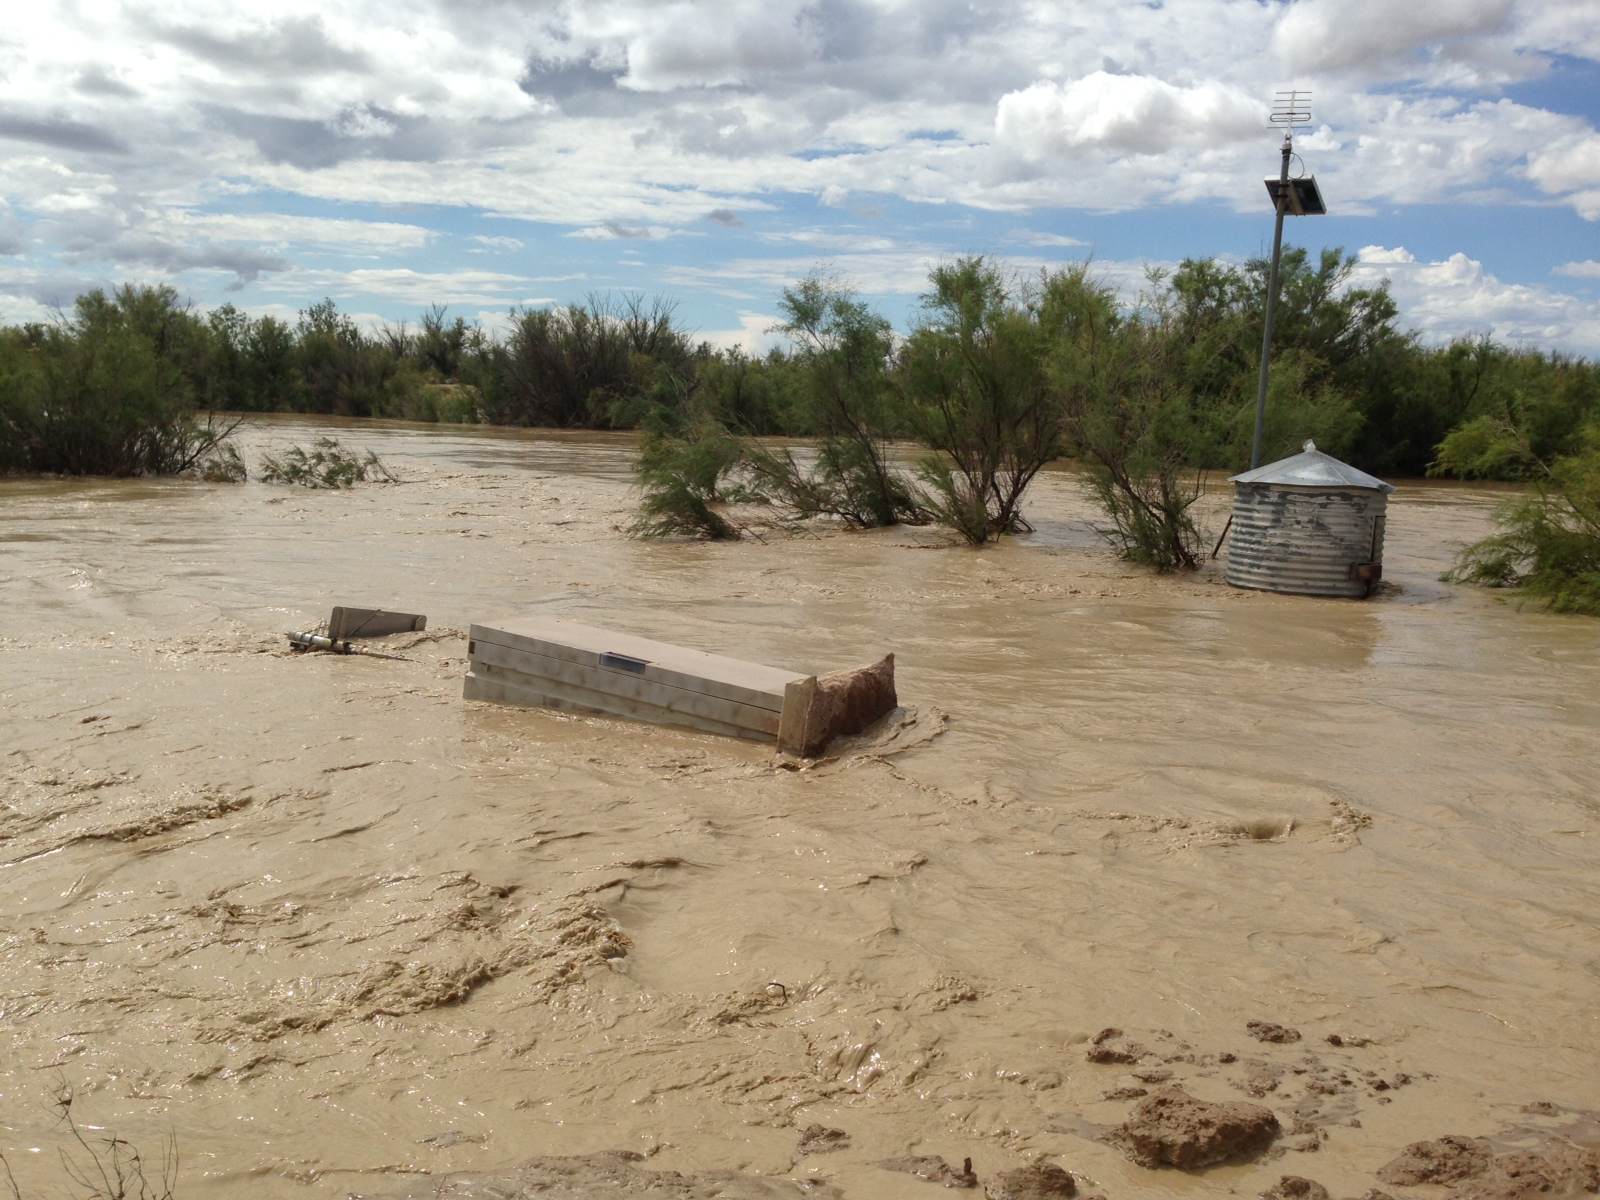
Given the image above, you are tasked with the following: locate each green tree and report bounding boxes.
[897,257,1058,543]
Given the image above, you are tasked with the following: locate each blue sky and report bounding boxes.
[2,0,1598,353]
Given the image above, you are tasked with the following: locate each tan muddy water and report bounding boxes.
[2,415,1598,1198]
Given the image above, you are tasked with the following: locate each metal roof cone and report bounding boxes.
[1229,440,1395,493]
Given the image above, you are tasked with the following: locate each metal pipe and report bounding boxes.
[288,631,354,654]
[1250,136,1293,470]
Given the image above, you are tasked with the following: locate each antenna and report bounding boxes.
[1270,90,1312,141]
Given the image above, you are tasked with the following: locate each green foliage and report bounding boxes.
[630,416,742,539]
[0,286,239,477]
[1430,414,1538,479]
[484,294,695,428]
[741,437,925,527]
[1049,265,1208,571]
[761,275,921,527]
[898,257,1059,543]
[1447,433,1600,615]
[258,437,397,488]
[6,257,1599,498]
[193,440,247,483]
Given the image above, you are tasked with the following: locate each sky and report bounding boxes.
[2,0,1599,355]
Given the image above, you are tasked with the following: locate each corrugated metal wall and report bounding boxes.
[1225,484,1388,598]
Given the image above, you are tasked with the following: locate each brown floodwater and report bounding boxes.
[2,415,1597,1198]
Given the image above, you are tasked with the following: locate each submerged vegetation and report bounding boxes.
[1,1086,176,1200]
[1447,427,1600,616]
[258,437,396,489]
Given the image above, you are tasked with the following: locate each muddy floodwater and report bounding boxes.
[3,416,1598,1198]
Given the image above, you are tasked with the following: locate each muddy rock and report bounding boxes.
[1247,1021,1303,1044]
[1086,1027,1146,1065]
[797,1124,850,1155]
[1236,1059,1285,1097]
[985,1158,1077,1199]
[1377,1135,1494,1186]
[1111,1086,1280,1169]
[878,1155,979,1188]
[1445,1144,1600,1200]
[777,654,897,757]
[1261,1177,1330,1200]
[1103,1086,1148,1101]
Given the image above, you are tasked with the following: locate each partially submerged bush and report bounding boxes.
[1049,266,1208,571]
[258,437,396,488]
[1447,434,1600,615]
[898,257,1060,544]
[631,418,742,539]
[1,1085,176,1200]
[1429,414,1539,480]
[769,275,922,528]
[0,286,240,478]
[191,440,246,482]
[741,438,924,528]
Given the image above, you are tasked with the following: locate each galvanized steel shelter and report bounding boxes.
[1225,440,1395,599]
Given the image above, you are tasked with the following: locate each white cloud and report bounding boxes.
[995,73,1263,157]
[1272,0,1516,74]
[697,310,782,354]
[161,210,430,252]
[1553,260,1600,279]
[1011,230,1088,248]
[1353,244,1600,354]
[0,0,1597,345]
[664,250,1162,305]
[563,223,685,241]
[1525,131,1600,217]
[469,234,525,253]
[262,267,537,305]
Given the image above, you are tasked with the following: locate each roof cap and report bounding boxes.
[1229,440,1396,493]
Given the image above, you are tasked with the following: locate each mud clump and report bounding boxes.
[1457,1144,1600,1200]
[1260,1177,1329,1199]
[1377,1135,1494,1186]
[797,1124,850,1155]
[877,1155,979,1188]
[1086,1027,1146,1065]
[1247,1020,1302,1044]
[1110,1085,1280,1169]
[778,653,897,757]
[1378,1136,1600,1200]
[1385,1141,1600,1200]
[985,1158,1076,1199]
[1103,1086,1148,1101]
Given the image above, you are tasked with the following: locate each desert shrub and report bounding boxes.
[191,440,247,482]
[630,417,742,539]
[1430,414,1539,479]
[0,288,239,478]
[1047,265,1208,571]
[740,438,923,528]
[258,437,396,488]
[1446,433,1600,615]
[897,257,1059,543]
[754,275,922,527]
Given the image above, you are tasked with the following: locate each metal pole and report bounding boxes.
[1250,135,1292,469]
